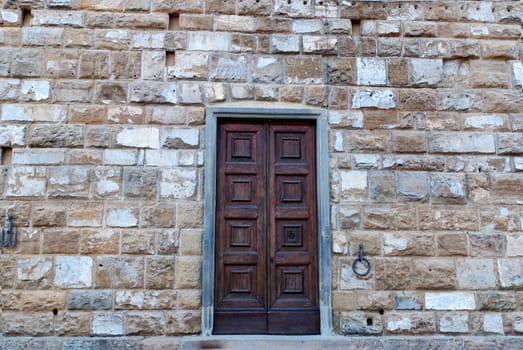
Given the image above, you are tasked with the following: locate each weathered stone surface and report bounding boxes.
[498,259,523,289]
[92,313,125,336]
[477,291,517,311]
[174,256,201,289]
[439,312,469,333]
[94,256,144,288]
[0,313,54,336]
[17,257,53,289]
[166,311,201,335]
[54,312,91,336]
[115,290,176,310]
[54,256,92,288]
[383,232,434,256]
[384,312,436,335]
[126,311,165,335]
[375,258,412,290]
[411,259,456,289]
[425,292,476,310]
[67,290,113,310]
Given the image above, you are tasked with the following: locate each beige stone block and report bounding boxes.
[174,256,201,289]
[369,172,396,202]
[157,229,179,255]
[115,290,176,310]
[179,14,213,30]
[346,231,380,256]
[419,206,478,231]
[480,206,519,232]
[94,256,144,289]
[146,256,175,289]
[345,130,388,152]
[17,257,53,289]
[1,290,21,311]
[362,206,417,230]
[398,88,436,110]
[177,290,201,310]
[491,174,523,204]
[20,291,66,312]
[121,230,155,255]
[177,202,203,229]
[0,312,54,336]
[79,51,110,79]
[332,291,355,312]
[362,110,399,130]
[356,291,393,311]
[383,232,434,256]
[375,258,412,290]
[126,311,165,336]
[68,201,103,227]
[469,233,506,257]
[437,233,468,256]
[80,229,119,254]
[0,256,16,288]
[411,258,456,289]
[285,56,322,84]
[180,229,202,255]
[42,228,80,254]
[477,291,516,311]
[166,311,201,335]
[54,312,91,336]
[384,311,436,335]
[470,60,509,88]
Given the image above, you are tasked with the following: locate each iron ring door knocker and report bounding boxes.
[352,243,371,277]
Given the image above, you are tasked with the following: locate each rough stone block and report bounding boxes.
[123,168,157,199]
[352,89,396,109]
[160,168,197,199]
[130,81,177,104]
[106,206,139,227]
[363,206,417,230]
[146,256,175,289]
[356,57,387,86]
[92,313,125,336]
[94,81,128,104]
[2,104,67,122]
[0,313,54,336]
[428,132,495,154]
[6,166,46,197]
[425,292,476,310]
[498,259,523,288]
[174,256,201,289]
[169,52,208,79]
[17,257,53,289]
[115,127,160,149]
[48,166,90,198]
[439,312,469,333]
[94,256,144,289]
[383,232,434,256]
[80,228,119,254]
[54,256,92,288]
[126,311,165,335]
[477,291,517,311]
[54,311,91,336]
[103,149,139,165]
[271,34,300,53]
[374,258,411,290]
[166,311,201,335]
[456,259,496,289]
[67,290,113,310]
[412,259,456,289]
[68,201,103,227]
[384,312,436,334]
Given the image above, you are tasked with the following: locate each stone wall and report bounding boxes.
[0,0,522,342]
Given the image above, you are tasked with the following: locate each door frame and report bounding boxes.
[202,105,332,336]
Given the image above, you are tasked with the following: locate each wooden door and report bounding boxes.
[214,120,319,335]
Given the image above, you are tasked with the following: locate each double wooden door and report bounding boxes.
[214,120,319,335]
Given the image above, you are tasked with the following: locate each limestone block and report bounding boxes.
[160,168,197,199]
[439,313,469,333]
[336,205,361,230]
[356,57,387,86]
[238,0,271,15]
[394,291,423,310]
[106,206,139,227]
[123,168,157,200]
[0,312,54,336]
[22,27,63,46]
[54,312,91,336]
[32,10,84,27]
[449,39,480,59]
[54,256,92,288]
[460,1,495,22]
[375,258,412,290]
[121,230,155,255]
[303,35,337,54]
[491,174,523,203]
[482,42,519,60]
[48,166,90,198]
[178,82,203,104]
[0,79,20,101]
[33,204,66,227]
[17,257,53,289]
[2,104,67,122]
[214,15,255,32]
[498,259,523,288]
[131,32,167,50]
[94,256,144,288]
[482,89,523,114]
[363,206,416,230]
[412,258,456,289]
[352,89,396,109]
[156,229,179,255]
[140,204,176,228]
[174,256,201,288]
[145,150,179,167]
[111,51,141,79]
[346,231,381,257]
[0,28,21,46]
[425,292,476,310]
[92,313,124,336]
[169,52,208,79]
[469,233,506,257]
[20,290,66,311]
[0,125,25,147]
[481,313,504,334]
[41,228,79,254]
[480,206,519,233]
[384,312,436,334]
[251,56,283,83]
[428,132,495,154]
[146,256,175,289]
[80,229,119,254]
[68,201,103,227]
[470,60,509,88]
[292,19,322,34]
[0,10,21,25]
[6,166,46,197]
[408,58,443,87]
[130,81,177,104]
[115,127,160,149]
[339,170,367,202]
[507,235,523,257]
[79,51,110,79]
[208,54,247,81]
[352,154,379,169]
[328,110,363,128]
[94,30,130,50]
[202,82,226,103]
[103,150,138,166]
[384,232,434,256]
[339,311,383,336]
[85,12,114,28]
[430,173,466,204]
[94,81,128,104]
[166,311,201,335]
[463,114,506,130]
[177,203,203,228]
[187,32,229,51]
[437,233,468,256]
[396,172,429,202]
[456,259,496,289]
[512,61,523,88]
[356,291,393,311]
[114,13,168,29]
[115,290,176,310]
[498,133,523,155]
[179,14,213,30]
[126,311,165,335]
[369,171,396,202]
[274,0,313,17]
[271,34,300,53]
[477,291,517,311]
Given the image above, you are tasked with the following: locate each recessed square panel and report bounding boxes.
[282,268,304,294]
[281,137,301,159]
[282,224,303,247]
[231,179,252,202]
[230,268,252,293]
[229,223,252,247]
[280,179,303,203]
[230,135,253,159]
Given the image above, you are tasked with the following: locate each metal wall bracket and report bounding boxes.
[352,243,371,277]
[1,214,18,248]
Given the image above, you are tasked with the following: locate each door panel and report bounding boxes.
[214,120,318,335]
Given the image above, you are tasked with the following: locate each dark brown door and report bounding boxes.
[214,120,319,335]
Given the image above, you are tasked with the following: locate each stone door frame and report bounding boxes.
[202,105,332,336]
